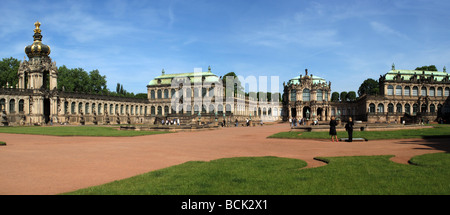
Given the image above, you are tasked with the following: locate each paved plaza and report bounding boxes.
[1,123,449,195]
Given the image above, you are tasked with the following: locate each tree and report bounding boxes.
[222,72,244,97]
[358,78,379,97]
[0,57,20,88]
[57,66,108,94]
[89,69,108,94]
[346,91,356,101]
[415,65,437,71]
[57,66,90,93]
[331,92,339,102]
[340,91,347,102]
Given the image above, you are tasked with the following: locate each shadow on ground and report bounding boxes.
[396,136,450,153]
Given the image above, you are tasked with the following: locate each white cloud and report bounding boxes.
[370,21,408,39]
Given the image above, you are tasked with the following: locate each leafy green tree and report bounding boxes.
[415,65,437,71]
[222,72,244,97]
[57,66,90,93]
[0,57,20,88]
[358,78,379,97]
[340,91,347,102]
[89,69,108,94]
[346,91,356,101]
[331,92,339,102]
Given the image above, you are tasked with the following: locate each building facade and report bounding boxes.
[1,22,449,126]
[283,65,450,124]
[0,22,281,126]
[283,69,332,122]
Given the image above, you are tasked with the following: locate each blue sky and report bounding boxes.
[1,0,450,95]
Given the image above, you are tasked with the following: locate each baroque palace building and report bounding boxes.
[282,65,450,124]
[1,22,450,126]
[0,22,281,126]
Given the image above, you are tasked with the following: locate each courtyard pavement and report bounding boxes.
[1,123,449,195]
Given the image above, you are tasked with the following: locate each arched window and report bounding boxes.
[430,87,435,97]
[317,89,323,101]
[64,101,68,114]
[19,99,25,113]
[421,104,427,113]
[445,87,450,97]
[405,104,411,114]
[85,103,90,114]
[387,85,394,96]
[388,103,394,113]
[151,106,155,115]
[98,103,102,114]
[9,99,15,113]
[412,86,418,96]
[421,87,427,96]
[78,103,83,114]
[290,89,297,102]
[171,89,176,98]
[164,89,169,99]
[217,104,223,115]
[303,89,310,101]
[377,103,384,113]
[120,104,124,114]
[71,102,76,114]
[157,106,162,115]
[164,106,169,115]
[226,104,232,114]
[369,103,375,113]
[396,103,402,113]
[0,99,5,112]
[430,104,436,113]
[404,86,410,96]
[194,88,199,98]
[437,87,443,96]
[395,86,402,96]
[150,90,155,99]
[186,88,192,98]
[157,90,162,99]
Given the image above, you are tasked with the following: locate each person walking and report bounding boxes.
[345,117,354,142]
[329,116,338,142]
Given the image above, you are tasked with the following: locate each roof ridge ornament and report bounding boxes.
[34,21,41,34]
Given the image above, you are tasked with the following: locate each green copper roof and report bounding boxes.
[384,69,450,81]
[148,69,221,86]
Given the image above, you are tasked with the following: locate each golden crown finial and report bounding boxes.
[34,21,41,34]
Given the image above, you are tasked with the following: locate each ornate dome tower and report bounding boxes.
[18,21,58,90]
[24,21,51,58]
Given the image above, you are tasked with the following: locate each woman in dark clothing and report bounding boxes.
[345,117,354,142]
[329,116,338,142]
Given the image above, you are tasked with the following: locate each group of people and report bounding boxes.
[161,118,180,126]
[329,116,354,142]
[288,117,307,127]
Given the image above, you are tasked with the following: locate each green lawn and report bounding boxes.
[0,125,170,137]
[268,124,450,140]
[64,153,450,195]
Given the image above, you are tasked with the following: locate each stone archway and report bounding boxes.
[317,107,323,121]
